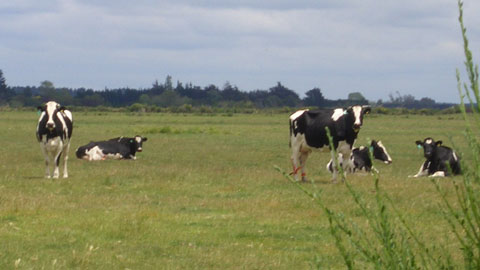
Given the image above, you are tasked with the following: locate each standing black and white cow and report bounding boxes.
[289,105,371,181]
[410,137,461,177]
[75,136,147,161]
[36,101,73,178]
[327,140,392,173]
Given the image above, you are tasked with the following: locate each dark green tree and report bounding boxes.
[39,80,57,102]
[347,92,367,102]
[303,88,325,107]
[164,75,173,92]
[221,82,247,102]
[0,69,10,104]
[268,82,301,107]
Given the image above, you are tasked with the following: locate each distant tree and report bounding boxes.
[402,94,416,106]
[175,81,184,93]
[248,90,270,108]
[139,94,151,104]
[152,90,190,107]
[221,82,246,102]
[419,97,436,107]
[268,82,301,107]
[204,84,221,105]
[39,80,57,102]
[164,75,173,92]
[348,92,367,102]
[80,93,104,106]
[303,88,325,107]
[151,79,164,95]
[0,69,12,104]
[55,88,74,105]
[0,69,6,93]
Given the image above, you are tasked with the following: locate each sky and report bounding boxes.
[1,0,479,103]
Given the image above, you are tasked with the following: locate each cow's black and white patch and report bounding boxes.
[76,136,148,161]
[36,101,73,178]
[289,105,371,181]
[327,140,392,173]
[410,137,461,177]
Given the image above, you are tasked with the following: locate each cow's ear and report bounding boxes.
[371,140,377,146]
[37,106,44,112]
[415,140,422,146]
[436,140,443,146]
[142,137,147,142]
[362,105,371,114]
[129,139,134,143]
[59,106,67,112]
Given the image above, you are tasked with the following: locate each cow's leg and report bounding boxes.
[326,159,334,173]
[52,142,64,179]
[329,150,339,181]
[409,161,429,178]
[290,144,302,181]
[62,142,70,178]
[337,142,353,177]
[53,152,62,179]
[299,150,309,182]
[429,171,446,178]
[39,143,51,178]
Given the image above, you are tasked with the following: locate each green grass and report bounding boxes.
[0,111,468,269]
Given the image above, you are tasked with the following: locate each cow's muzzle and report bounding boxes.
[137,148,143,152]
[46,123,55,130]
[353,124,361,133]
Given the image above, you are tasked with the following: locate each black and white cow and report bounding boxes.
[289,105,371,181]
[36,101,73,178]
[410,137,461,177]
[327,140,392,173]
[75,136,148,161]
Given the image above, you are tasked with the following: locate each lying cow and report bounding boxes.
[327,140,392,173]
[410,137,461,177]
[76,136,147,161]
[289,105,371,181]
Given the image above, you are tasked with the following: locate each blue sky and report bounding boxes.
[1,0,479,103]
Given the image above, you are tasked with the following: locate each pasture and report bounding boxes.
[0,110,468,269]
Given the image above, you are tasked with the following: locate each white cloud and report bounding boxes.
[0,0,478,102]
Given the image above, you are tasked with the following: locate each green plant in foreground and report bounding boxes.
[437,1,480,268]
[277,1,480,268]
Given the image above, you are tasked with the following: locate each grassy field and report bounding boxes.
[0,111,469,269]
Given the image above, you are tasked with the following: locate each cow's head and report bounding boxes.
[416,137,442,159]
[371,140,392,164]
[130,135,148,152]
[346,105,371,132]
[37,101,66,131]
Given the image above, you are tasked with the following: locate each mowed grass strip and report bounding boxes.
[0,111,468,269]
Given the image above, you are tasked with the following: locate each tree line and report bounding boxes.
[0,70,456,110]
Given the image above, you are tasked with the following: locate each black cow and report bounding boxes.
[76,136,147,161]
[410,137,461,177]
[327,140,392,173]
[289,105,371,181]
[36,101,73,178]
